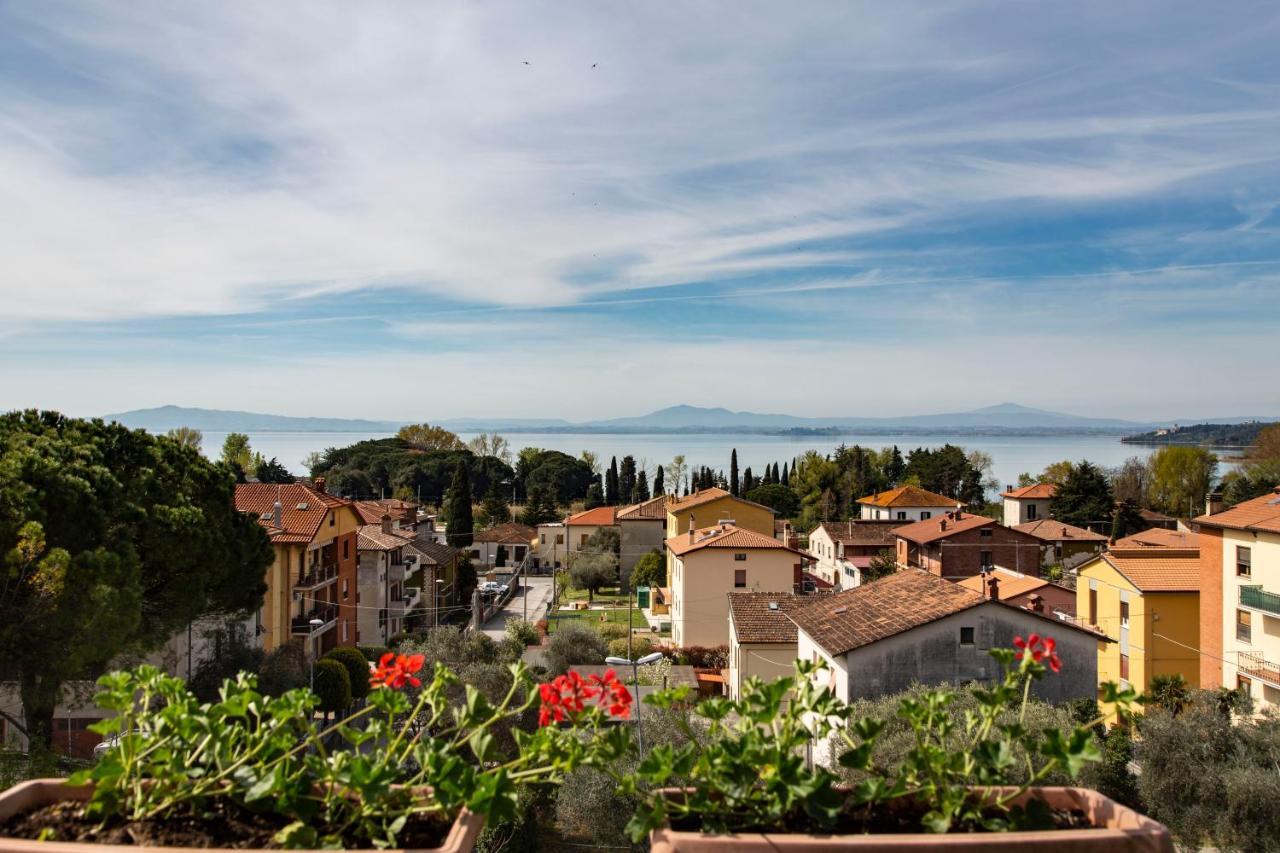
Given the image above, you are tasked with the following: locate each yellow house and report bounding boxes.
[727,592,806,699]
[665,488,775,580]
[668,523,802,648]
[1076,547,1200,719]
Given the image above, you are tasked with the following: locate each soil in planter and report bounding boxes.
[1,798,454,849]
[669,797,1093,836]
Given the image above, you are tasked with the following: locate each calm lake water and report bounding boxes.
[196,430,1218,494]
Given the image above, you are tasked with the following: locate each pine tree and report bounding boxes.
[634,470,650,501]
[518,483,561,526]
[619,456,637,505]
[445,462,474,548]
[730,449,740,496]
[478,481,510,527]
[584,478,605,509]
[654,465,665,495]
[605,457,619,505]
[887,446,906,486]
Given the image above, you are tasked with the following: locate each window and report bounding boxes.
[960,626,975,645]
[1237,609,1253,643]
[920,512,931,520]
[540,534,546,545]
[1238,546,1252,578]
[343,540,349,559]
[1119,654,1129,681]
[1120,600,1129,629]
[734,569,746,588]
[980,550,993,568]
[342,579,349,600]
[1027,504,1038,520]
[734,553,747,561]
[1089,588,1098,625]
[979,528,993,538]
[1238,674,1253,694]
[897,511,907,520]
[580,534,589,547]
[329,514,335,527]
[555,533,564,545]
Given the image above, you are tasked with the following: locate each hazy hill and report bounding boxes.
[102,405,400,433]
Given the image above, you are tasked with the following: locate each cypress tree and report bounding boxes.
[781,461,789,486]
[479,481,509,527]
[634,469,650,501]
[654,465,665,495]
[730,449,740,496]
[605,456,620,505]
[619,456,637,505]
[742,467,755,494]
[445,462,474,548]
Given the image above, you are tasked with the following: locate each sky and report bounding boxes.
[1,1,1278,423]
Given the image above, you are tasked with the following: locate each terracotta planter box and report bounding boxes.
[649,787,1172,853]
[0,779,483,853]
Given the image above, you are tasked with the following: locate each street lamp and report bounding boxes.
[605,651,664,752]
[434,578,445,628]
[308,617,324,689]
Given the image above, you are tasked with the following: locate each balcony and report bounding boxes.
[1239,652,1280,689]
[291,602,337,635]
[295,560,339,591]
[1240,585,1280,618]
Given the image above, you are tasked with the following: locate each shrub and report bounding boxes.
[312,658,352,714]
[672,645,729,669]
[257,641,306,696]
[505,618,540,647]
[323,646,372,701]
[357,644,391,662]
[534,619,549,636]
[608,636,653,660]
[597,622,630,641]
[544,623,608,675]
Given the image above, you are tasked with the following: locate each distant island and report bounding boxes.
[1121,421,1275,448]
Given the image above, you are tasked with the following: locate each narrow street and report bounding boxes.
[480,574,554,640]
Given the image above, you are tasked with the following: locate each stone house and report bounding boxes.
[894,511,1043,580]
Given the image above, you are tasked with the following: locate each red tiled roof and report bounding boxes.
[1013,519,1107,543]
[353,499,418,525]
[856,485,963,509]
[616,496,667,521]
[727,592,809,644]
[957,568,1058,600]
[409,540,460,567]
[472,522,537,544]
[235,483,354,544]
[1001,483,1057,500]
[668,487,774,515]
[812,520,906,547]
[1113,528,1200,550]
[892,511,997,545]
[565,506,618,527]
[1195,488,1280,535]
[357,524,413,552]
[1096,548,1201,593]
[666,524,802,557]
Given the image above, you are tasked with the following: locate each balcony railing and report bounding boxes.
[291,602,337,635]
[295,561,339,590]
[1239,652,1280,688]
[1240,585,1280,618]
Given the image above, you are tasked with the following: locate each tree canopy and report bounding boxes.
[1145,446,1218,517]
[0,411,274,745]
[396,422,466,452]
[1049,461,1114,529]
[444,462,474,548]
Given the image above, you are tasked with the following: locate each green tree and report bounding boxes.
[653,465,665,496]
[466,432,511,463]
[445,462,474,547]
[165,426,203,451]
[495,544,508,568]
[583,479,605,510]
[630,550,666,589]
[634,469,651,502]
[1109,498,1145,542]
[455,553,477,604]
[396,423,465,451]
[545,623,609,675]
[1038,460,1074,486]
[312,658,352,716]
[322,646,372,702]
[517,482,560,526]
[0,411,273,746]
[220,432,252,474]
[1146,446,1218,517]
[1220,462,1280,507]
[478,481,510,528]
[618,456,637,505]
[254,456,293,484]
[744,483,799,518]
[568,550,618,603]
[1109,456,1149,505]
[863,549,898,583]
[1049,461,1114,529]
[605,456,619,505]
[781,461,789,487]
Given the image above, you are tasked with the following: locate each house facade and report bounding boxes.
[564,506,618,553]
[727,592,807,699]
[356,521,416,645]
[856,486,962,522]
[617,496,668,577]
[807,520,903,589]
[668,524,804,648]
[893,511,1043,580]
[470,522,536,569]
[1196,488,1280,710]
[1001,483,1056,526]
[1012,519,1108,570]
[665,488,775,536]
[1077,548,1200,720]
[535,522,566,571]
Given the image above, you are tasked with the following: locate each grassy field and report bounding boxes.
[559,585,631,604]
[548,606,649,632]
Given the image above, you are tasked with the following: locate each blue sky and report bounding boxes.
[1,1,1278,421]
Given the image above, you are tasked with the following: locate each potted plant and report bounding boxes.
[0,654,632,851]
[615,635,1173,852]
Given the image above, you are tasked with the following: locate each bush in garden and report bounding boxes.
[597,622,630,641]
[545,622,608,675]
[505,618,540,646]
[670,644,729,669]
[608,636,653,660]
[322,646,372,701]
[257,640,306,696]
[357,644,391,662]
[311,658,352,714]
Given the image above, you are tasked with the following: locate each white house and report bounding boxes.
[807,520,904,589]
[856,486,962,522]
[1001,483,1057,526]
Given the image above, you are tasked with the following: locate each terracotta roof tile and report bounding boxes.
[565,506,618,527]
[353,499,418,525]
[1099,548,1201,592]
[1013,519,1107,542]
[1001,483,1057,500]
[357,524,415,552]
[892,511,997,545]
[409,540,459,566]
[668,487,774,514]
[957,568,1061,600]
[1195,488,1280,535]
[1113,528,1200,549]
[667,524,802,557]
[727,592,809,644]
[472,522,537,544]
[235,483,356,544]
[856,485,964,509]
[812,520,906,547]
[616,496,668,521]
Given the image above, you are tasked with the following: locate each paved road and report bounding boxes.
[480,574,554,639]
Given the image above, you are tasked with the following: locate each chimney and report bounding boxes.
[939,518,947,531]
[381,511,393,535]
[315,476,326,493]
[1061,526,1068,538]
[987,576,1000,600]
[273,500,283,530]
[1029,593,1045,613]
[1206,492,1224,516]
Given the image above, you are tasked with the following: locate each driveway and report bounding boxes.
[480,574,554,640]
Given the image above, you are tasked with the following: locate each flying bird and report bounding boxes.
[522,61,530,65]
[591,63,597,68]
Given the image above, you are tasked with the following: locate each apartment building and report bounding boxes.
[856,485,962,522]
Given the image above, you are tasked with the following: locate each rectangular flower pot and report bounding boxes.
[0,779,483,853]
[649,787,1172,853]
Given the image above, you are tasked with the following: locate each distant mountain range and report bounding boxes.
[100,402,1277,437]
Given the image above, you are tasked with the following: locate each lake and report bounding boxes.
[196,429,1215,493]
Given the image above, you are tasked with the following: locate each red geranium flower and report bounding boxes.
[1013,634,1062,673]
[538,669,633,726]
[370,652,426,689]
